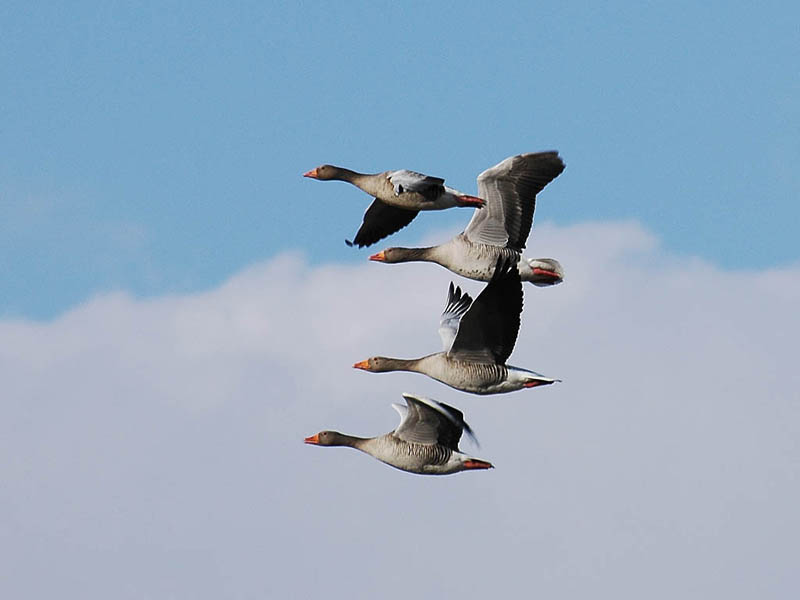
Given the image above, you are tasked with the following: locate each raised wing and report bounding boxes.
[394,393,475,450]
[465,152,564,251]
[437,282,473,352]
[388,170,445,200]
[346,199,419,248]
[448,256,522,365]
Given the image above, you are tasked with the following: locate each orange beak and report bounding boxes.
[369,251,386,262]
[524,379,557,388]
[456,194,486,208]
[463,459,493,470]
[304,434,320,445]
[303,168,319,179]
[353,360,371,370]
[532,268,559,278]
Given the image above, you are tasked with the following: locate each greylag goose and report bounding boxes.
[369,152,565,286]
[303,164,485,248]
[304,393,493,475]
[353,256,558,394]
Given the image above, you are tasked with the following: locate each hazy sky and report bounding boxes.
[2,2,799,599]
[3,222,799,598]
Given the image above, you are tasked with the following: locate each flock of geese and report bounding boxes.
[303,151,565,475]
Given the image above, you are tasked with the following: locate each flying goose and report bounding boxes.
[303,164,485,248]
[304,393,493,475]
[369,152,565,286]
[353,256,558,394]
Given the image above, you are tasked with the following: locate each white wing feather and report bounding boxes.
[437,283,472,352]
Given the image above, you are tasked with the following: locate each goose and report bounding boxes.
[369,152,565,286]
[304,393,493,475]
[353,256,558,394]
[303,164,485,248]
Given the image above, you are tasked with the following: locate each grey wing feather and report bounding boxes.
[437,282,473,352]
[463,174,510,247]
[388,170,445,196]
[466,152,565,251]
[395,393,470,449]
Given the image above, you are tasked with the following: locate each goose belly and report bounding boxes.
[437,241,520,282]
[421,358,515,395]
[362,436,453,474]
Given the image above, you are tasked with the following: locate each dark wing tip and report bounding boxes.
[448,282,461,303]
[435,399,465,422]
[352,200,419,248]
[444,282,473,315]
[436,399,478,447]
[490,255,519,283]
[430,398,478,448]
[454,285,473,312]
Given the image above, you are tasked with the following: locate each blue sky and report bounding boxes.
[2,1,798,319]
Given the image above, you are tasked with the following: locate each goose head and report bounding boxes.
[304,431,350,446]
[352,357,397,372]
[368,248,425,263]
[303,164,345,180]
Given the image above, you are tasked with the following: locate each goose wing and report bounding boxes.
[393,393,476,450]
[437,282,473,353]
[346,199,419,248]
[448,256,522,364]
[388,170,445,200]
[465,151,564,251]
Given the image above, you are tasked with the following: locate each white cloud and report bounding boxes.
[1,221,799,599]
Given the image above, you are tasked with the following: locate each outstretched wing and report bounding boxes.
[448,256,523,365]
[437,282,473,352]
[346,199,419,248]
[465,151,564,251]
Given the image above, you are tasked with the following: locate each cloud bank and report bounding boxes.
[2,221,798,599]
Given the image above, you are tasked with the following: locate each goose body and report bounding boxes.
[372,234,564,286]
[304,393,492,475]
[355,353,555,395]
[369,152,565,286]
[303,164,485,248]
[353,257,558,395]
